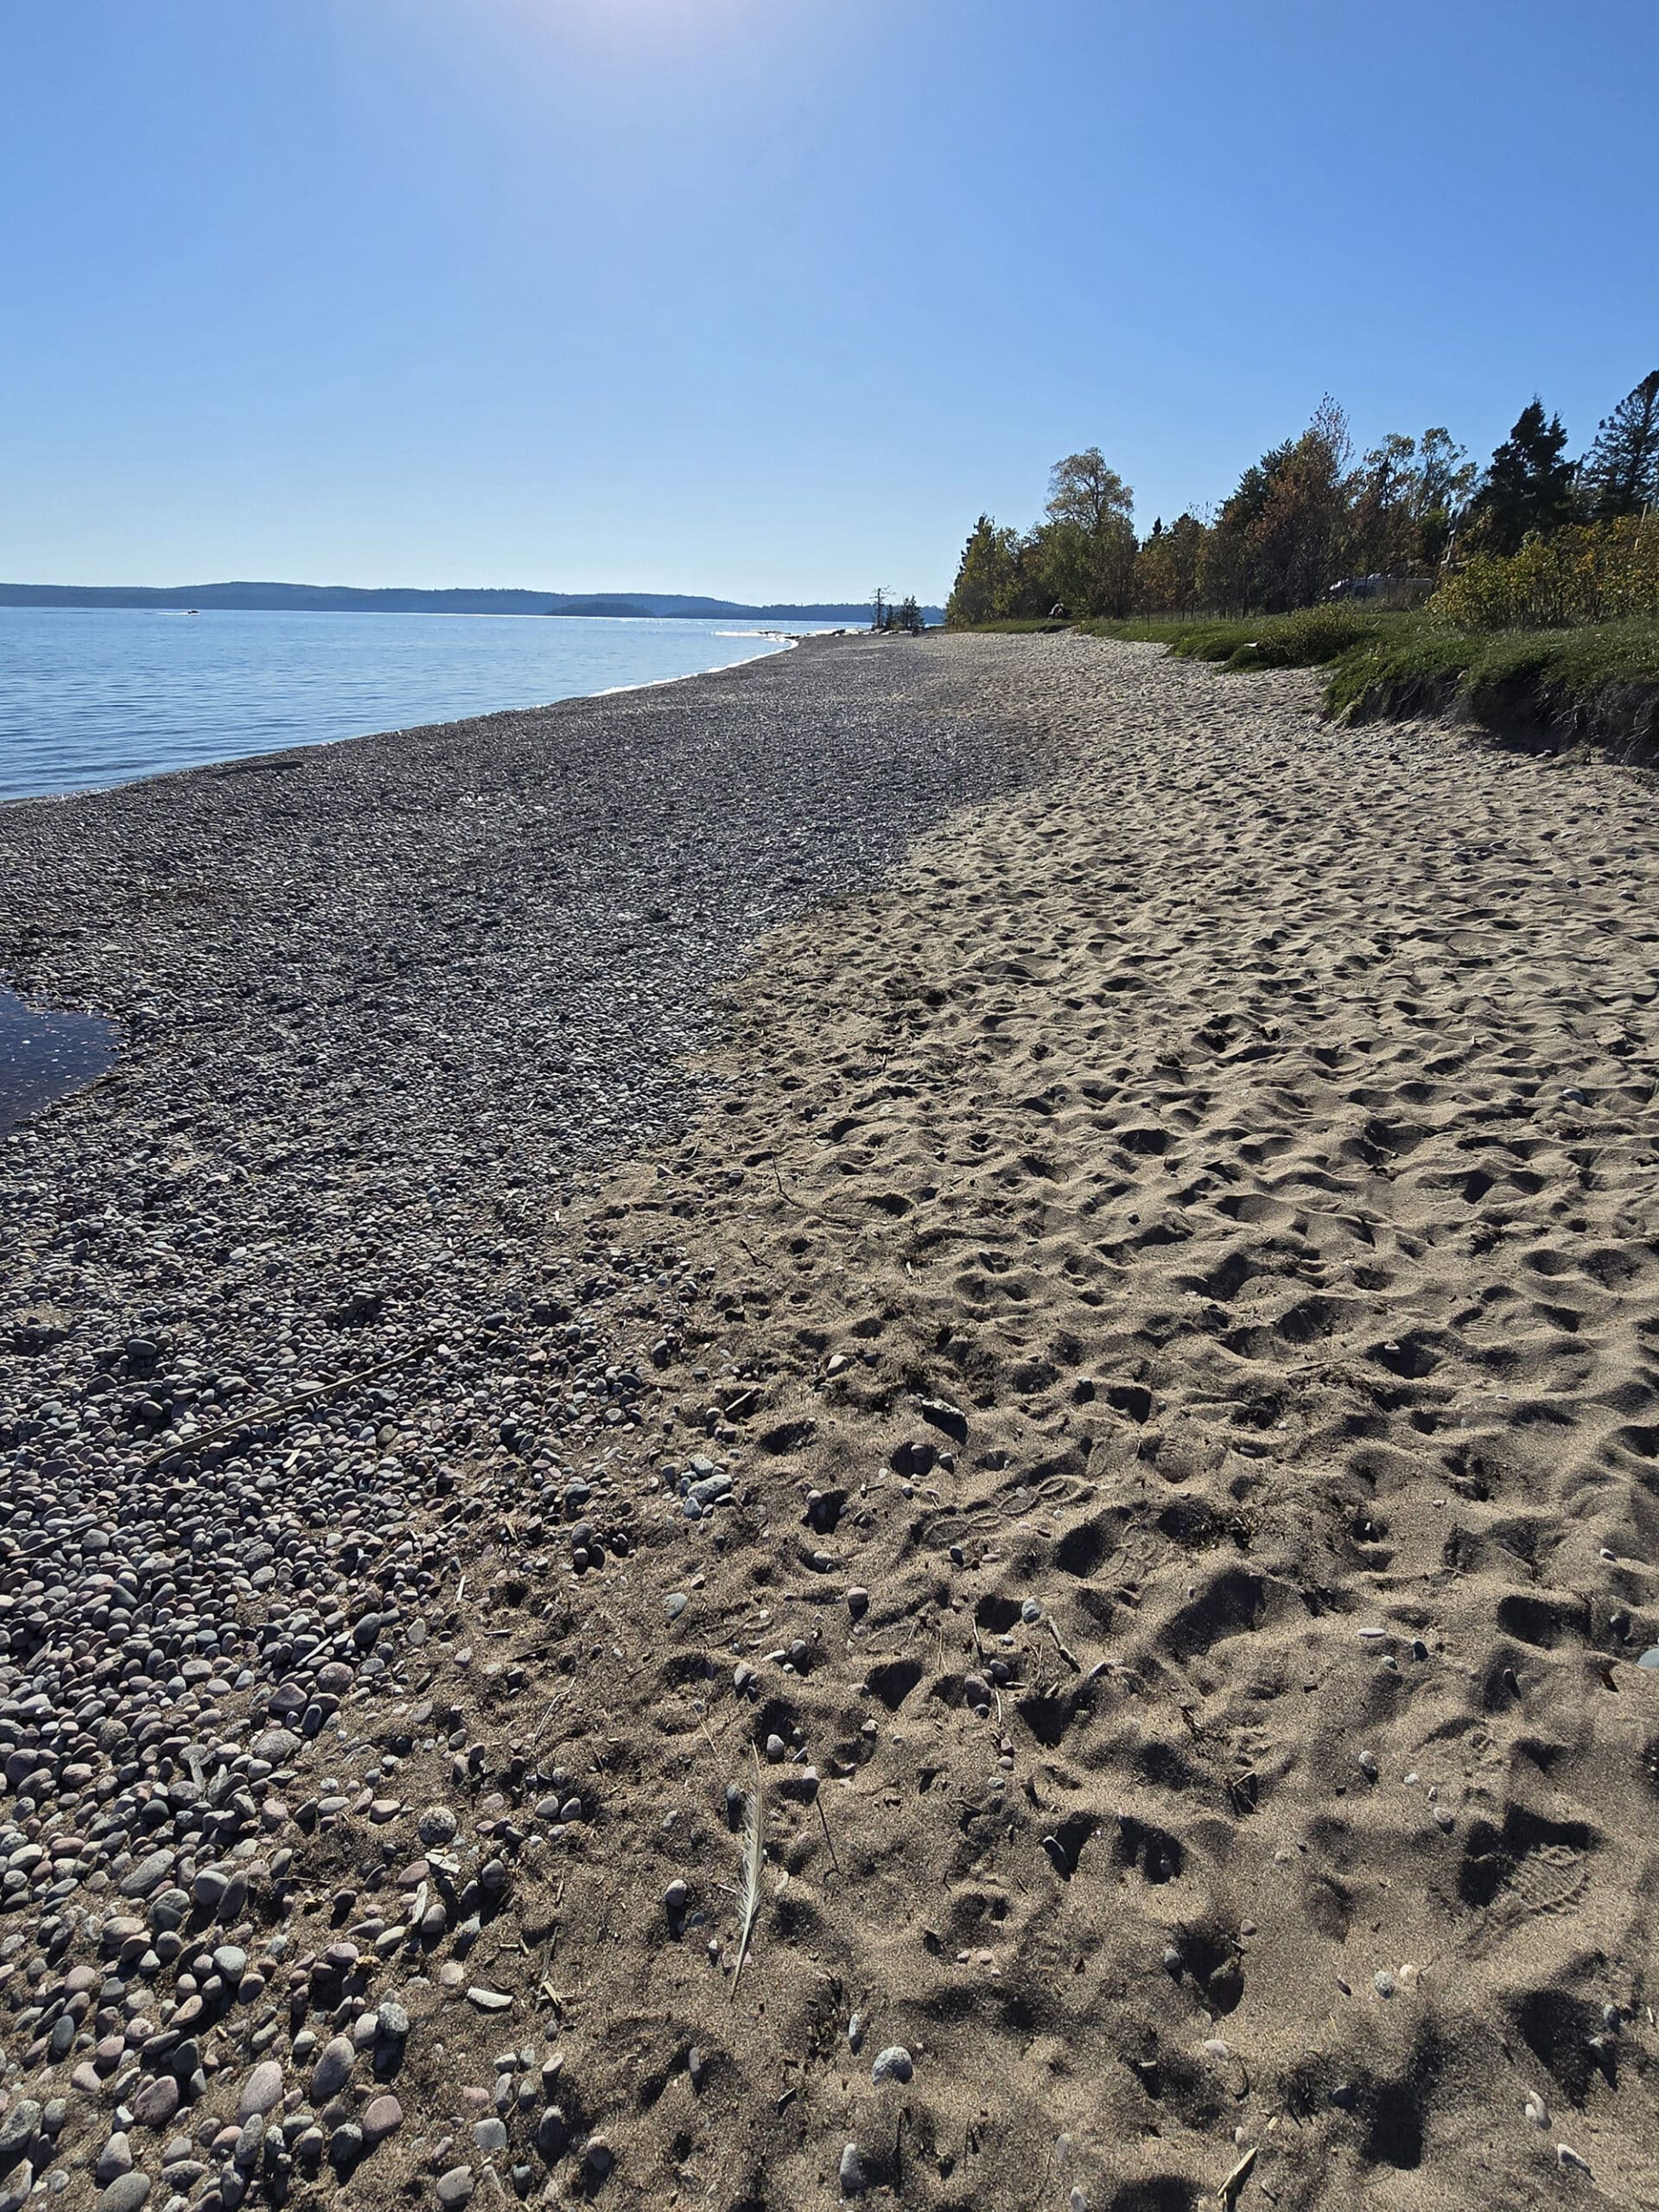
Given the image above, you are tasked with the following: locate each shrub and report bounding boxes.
[1430,516,1659,629]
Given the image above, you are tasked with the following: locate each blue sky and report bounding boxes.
[2,0,1655,602]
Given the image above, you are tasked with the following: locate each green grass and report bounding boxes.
[957,616,1074,633]
[1062,609,1659,750]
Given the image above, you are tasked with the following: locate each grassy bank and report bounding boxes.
[1055,608,1659,753]
[951,607,1659,753]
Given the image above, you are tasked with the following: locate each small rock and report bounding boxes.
[310,2036,356,2100]
[664,1880,689,1915]
[132,2077,180,2130]
[97,2135,136,2184]
[0,2103,39,2170]
[238,2062,284,2122]
[98,2179,152,2212]
[839,2143,870,2196]
[1557,2145,1592,2173]
[362,2096,404,2147]
[118,1851,174,1900]
[870,2046,912,2085]
[467,1987,513,2012]
[418,1807,459,1847]
[474,2120,508,2153]
[435,2168,476,2209]
[846,1586,870,1620]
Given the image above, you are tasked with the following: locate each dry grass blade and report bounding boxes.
[729,1769,766,1999]
[1220,2143,1257,2209]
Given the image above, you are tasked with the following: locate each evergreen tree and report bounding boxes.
[1580,371,1659,519]
[1468,400,1576,554]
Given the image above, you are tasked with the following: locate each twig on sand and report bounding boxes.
[766,1155,861,1233]
[528,1689,569,1751]
[815,1794,841,1872]
[1220,2145,1258,2209]
[1047,1618,1082,1673]
[139,1333,441,1471]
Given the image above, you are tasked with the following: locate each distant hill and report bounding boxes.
[0,581,943,623]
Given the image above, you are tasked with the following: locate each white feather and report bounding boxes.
[730,1780,764,1997]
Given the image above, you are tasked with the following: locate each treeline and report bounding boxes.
[946,372,1659,625]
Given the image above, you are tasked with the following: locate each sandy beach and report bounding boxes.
[5,632,1659,2211]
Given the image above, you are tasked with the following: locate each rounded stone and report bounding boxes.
[870,2045,913,2085]
[131,2076,180,2130]
[434,2169,475,2209]
[361,2097,404,2148]
[582,2137,614,2177]
[310,2035,356,2100]
[237,2062,284,2121]
[98,2179,153,2212]
[96,2134,135,2184]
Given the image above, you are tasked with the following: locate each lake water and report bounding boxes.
[0,607,843,803]
[0,987,120,1133]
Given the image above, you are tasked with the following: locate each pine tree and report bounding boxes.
[1468,400,1576,554]
[1580,371,1659,520]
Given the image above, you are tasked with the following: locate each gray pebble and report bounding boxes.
[229,2064,279,2140]
[97,2181,153,2212]
[839,2143,871,2196]
[871,2046,913,2085]
[418,1806,460,1847]
[309,2035,356,2099]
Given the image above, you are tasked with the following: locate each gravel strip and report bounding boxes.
[0,636,1042,2199]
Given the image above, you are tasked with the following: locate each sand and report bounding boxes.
[5,631,1659,2211]
[544,636,1659,2209]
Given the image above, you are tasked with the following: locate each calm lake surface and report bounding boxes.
[0,607,841,803]
[0,986,120,1133]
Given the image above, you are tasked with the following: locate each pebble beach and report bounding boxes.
[4,632,1659,2210]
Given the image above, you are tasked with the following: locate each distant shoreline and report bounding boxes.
[0,581,944,623]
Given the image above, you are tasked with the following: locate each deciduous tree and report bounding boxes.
[944,516,1020,626]
[1042,449,1137,614]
